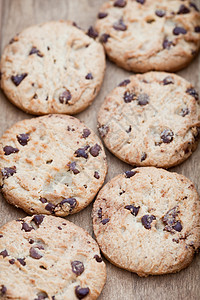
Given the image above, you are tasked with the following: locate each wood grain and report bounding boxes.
[0,1,199,299]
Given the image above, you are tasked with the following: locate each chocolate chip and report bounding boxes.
[155,9,166,17]
[9,258,15,264]
[29,47,43,57]
[163,207,182,232]
[98,124,109,137]
[195,26,200,33]
[125,170,137,178]
[29,239,34,244]
[136,0,145,4]
[0,235,3,238]
[75,286,90,299]
[125,205,140,216]
[163,39,173,49]
[113,18,127,31]
[30,247,43,259]
[161,129,174,143]
[60,198,77,211]
[98,12,108,19]
[177,4,190,14]
[45,203,55,213]
[72,22,82,29]
[163,76,174,85]
[141,215,156,229]
[0,285,7,295]
[59,90,71,104]
[1,166,16,179]
[172,221,182,232]
[173,27,187,35]
[90,144,101,157]
[3,146,19,155]
[87,26,98,39]
[34,292,48,300]
[0,249,9,258]
[141,152,147,162]
[186,88,199,100]
[68,162,80,174]
[17,133,30,146]
[11,73,28,86]
[118,79,130,87]
[123,91,136,103]
[94,254,103,262]
[39,197,47,203]
[22,222,33,232]
[33,215,44,226]
[181,108,189,117]
[75,146,89,159]
[58,226,62,230]
[94,171,100,179]
[17,258,26,266]
[99,33,110,43]
[71,261,84,276]
[114,0,126,7]
[101,218,109,225]
[126,125,132,133]
[189,2,199,11]
[137,93,149,106]
[98,208,102,219]
[82,129,91,138]
[85,73,93,80]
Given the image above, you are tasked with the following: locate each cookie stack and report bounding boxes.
[0,0,200,299]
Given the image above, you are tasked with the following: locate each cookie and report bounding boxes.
[93,167,200,277]
[0,114,107,216]
[0,215,106,299]
[95,0,200,72]
[98,72,200,168]
[0,21,105,115]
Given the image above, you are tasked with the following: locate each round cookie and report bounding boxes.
[98,72,200,168]
[95,0,200,72]
[0,21,105,115]
[0,114,107,216]
[93,167,200,277]
[0,215,106,299]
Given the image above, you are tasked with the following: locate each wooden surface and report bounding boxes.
[0,1,199,299]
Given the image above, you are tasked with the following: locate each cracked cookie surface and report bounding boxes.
[0,114,107,216]
[0,215,106,299]
[93,167,200,276]
[0,21,105,115]
[98,72,200,168]
[95,0,200,72]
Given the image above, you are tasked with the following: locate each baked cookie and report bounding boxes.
[93,167,200,277]
[0,215,106,299]
[98,72,200,168]
[0,114,107,216]
[95,0,200,72]
[0,21,105,115]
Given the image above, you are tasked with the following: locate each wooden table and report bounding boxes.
[0,1,199,299]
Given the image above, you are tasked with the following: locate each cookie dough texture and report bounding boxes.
[93,167,200,276]
[95,0,200,72]
[0,21,105,115]
[0,114,107,216]
[0,215,106,299]
[98,72,200,168]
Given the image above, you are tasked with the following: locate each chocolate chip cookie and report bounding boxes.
[0,115,107,216]
[95,0,200,72]
[0,21,105,115]
[93,167,200,276]
[98,72,200,168]
[0,215,106,299]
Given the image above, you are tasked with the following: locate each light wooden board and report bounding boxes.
[0,1,199,299]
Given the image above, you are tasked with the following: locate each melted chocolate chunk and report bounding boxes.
[94,171,100,179]
[113,18,127,31]
[33,215,44,226]
[90,144,101,157]
[125,170,137,178]
[75,286,90,299]
[189,2,199,11]
[114,0,126,7]
[39,197,47,203]
[0,249,9,258]
[17,133,30,146]
[98,208,102,219]
[94,254,103,262]
[30,247,43,259]
[125,204,140,216]
[75,146,89,159]
[141,215,156,229]
[136,0,145,4]
[11,73,27,86]
[161,129,174,143]
[71,261,84,276]
[82,129,91,138]
[45,203,55,213]
[22,222,33,232]
[123,91,136,103]
[155,9,166,17]
[186,88,199,100]
[181,108,189,117]
[172,221,182,232]
[60,198,77,211]
[99,33,110,43]
[87,26,98,38]
[137,93,149,106]
[3,146,19,155]
[177,4,190,14]
[0,285,7,295]
[101,218,109,225]
[98,12,108,19]
[118,79,130,87]
[141,152,147,162]
[85,73,93,80]
[163,39,173,49]
[98,124,109,137]
[29,47,43,57]
[173,27,187,35]
[1,166,16,179]
[17,258,26,266]
[68,162,80,174]
[59,90,71,104]
[9,258,15,264]
[163,76,174,85]
[195,26,200,33]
